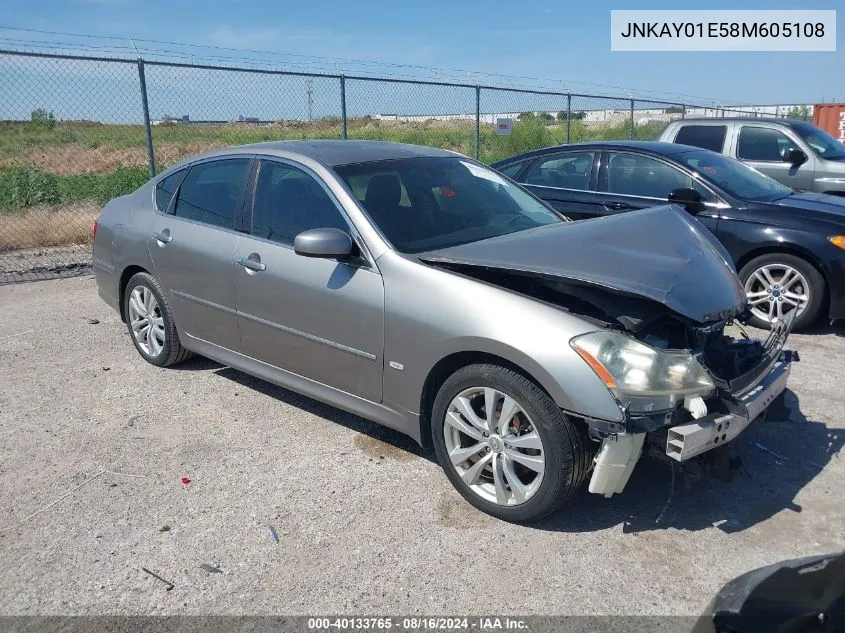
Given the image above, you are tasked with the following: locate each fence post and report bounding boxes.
[566,94,571,144]
[137,60,156,179]
[474,86,481,160]
[340,74,348,140]
[629,98,635,140]
[681,104,686,119]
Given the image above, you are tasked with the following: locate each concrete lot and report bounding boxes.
[0,275,843,616]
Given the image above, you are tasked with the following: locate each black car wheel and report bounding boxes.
[738,253,825,331]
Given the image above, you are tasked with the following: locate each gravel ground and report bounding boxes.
[0,245,92,282]
[0,276,843,616]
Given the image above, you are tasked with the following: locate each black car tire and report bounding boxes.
[123,272,193,367]
[432,363,591,523]
[738,253,825,331]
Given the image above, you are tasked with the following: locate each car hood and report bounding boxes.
[421,205,747,325]
[761,191,845,220]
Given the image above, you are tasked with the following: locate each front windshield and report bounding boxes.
[791,122,845,160]
[677,149,793,201]
[333,157,563,253]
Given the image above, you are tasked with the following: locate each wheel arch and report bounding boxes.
[417,351,557,450]
[735,245,829,298]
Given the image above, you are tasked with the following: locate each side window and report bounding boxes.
[251,160,349,244]
[154,169,186,212]
[497,160,529,179]
[604,152,693,199]
[736,126,797,162]
[174,159,250,229]
[524,152,595,190]
[674,125,727,153]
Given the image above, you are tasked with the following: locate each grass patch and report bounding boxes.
[0,165,148,213]
[0,201,99,251]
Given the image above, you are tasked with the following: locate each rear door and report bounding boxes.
[732,124,816,190]
[146,157,251,351]
[516,150,600,219]
[232,158,385,402]
[595,150,721,234]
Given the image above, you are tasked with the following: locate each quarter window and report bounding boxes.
[497,160,529,179]
[603,152,693,199]
[174,159,251,229]
[154,169,186,212]
[523,152,594,190]
[736,126,798,162]
[251,160,349,244]
[674,125,727,153]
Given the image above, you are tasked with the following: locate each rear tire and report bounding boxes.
[123,272,193,367]
[738,253,825,331]
[431,363,591,523]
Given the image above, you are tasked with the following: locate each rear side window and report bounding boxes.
[154,169,185,212]
[523,152,595,190]
[674,125,727,153]
[174,159,251,229]
[497,160,529,179]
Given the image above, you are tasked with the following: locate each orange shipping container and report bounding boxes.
[812,103,845,143]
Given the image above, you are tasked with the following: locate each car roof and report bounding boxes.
[491,140,700,165]
[674,117,808,126]
[191,139,461,168]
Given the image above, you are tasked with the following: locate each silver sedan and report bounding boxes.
[93,141,794,522]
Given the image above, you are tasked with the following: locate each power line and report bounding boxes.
[0,24,745,104]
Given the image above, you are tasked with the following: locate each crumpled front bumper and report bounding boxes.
[587,312,796,497]
[665,354,791,461]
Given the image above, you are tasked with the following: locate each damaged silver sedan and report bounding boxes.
[93,141,796,522]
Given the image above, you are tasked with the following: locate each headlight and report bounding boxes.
[570,331,714,413]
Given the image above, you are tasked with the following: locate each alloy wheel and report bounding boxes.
[744,263,809,324]
[127,285,166,357]
[443,387,545,506]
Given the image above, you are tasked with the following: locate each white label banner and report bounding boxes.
[611,10,836,51]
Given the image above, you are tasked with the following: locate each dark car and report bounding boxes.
[493,141,845,331]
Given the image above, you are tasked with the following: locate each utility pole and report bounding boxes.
[306,79,313,122]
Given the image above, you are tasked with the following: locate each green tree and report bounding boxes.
[517,112,536,121]
[784,105,810,121]
[664,105,684,114]
[537,112,554,124]
[28,108,56,131]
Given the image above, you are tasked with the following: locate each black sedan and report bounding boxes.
[493,141,845,331]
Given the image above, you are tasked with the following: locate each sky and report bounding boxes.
[0,0,842,122]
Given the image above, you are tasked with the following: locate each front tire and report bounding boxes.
[431,363,591,523]
[123,272,193,367]
[738,253,825,331]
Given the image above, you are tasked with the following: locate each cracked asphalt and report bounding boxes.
[0,275,843,616]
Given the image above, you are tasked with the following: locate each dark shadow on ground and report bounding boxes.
[169,356,841,534]
[212,366,434,463]
[533,389,843,534]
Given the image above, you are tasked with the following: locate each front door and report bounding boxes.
[595,150,720,235]
[233,158,385,402]
[146,157,252,351]
[734,124,816,191]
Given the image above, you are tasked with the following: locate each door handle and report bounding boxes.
[151,230,172,244]
[602,201,632,211]
[234,256,266,272]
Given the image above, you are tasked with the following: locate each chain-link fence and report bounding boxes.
[0,49,811,282]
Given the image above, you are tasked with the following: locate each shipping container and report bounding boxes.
[812,103,845,143]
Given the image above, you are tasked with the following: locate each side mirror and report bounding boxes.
[668,187,705,213]
[784,148,808,166]
[293,228,358,260]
